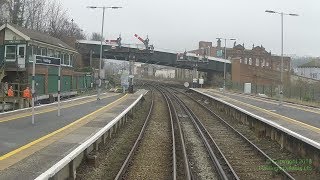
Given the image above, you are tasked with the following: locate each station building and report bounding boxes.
[0,23,92,98]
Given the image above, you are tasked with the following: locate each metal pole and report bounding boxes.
[32,55,36,124]
[58,64,61,116]
[280,12,284,106]
[98,7,105,101]
[223,39,227,93]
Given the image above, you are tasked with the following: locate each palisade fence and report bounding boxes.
[226,81,320,104]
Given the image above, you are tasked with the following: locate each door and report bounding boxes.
[17,44,26,68]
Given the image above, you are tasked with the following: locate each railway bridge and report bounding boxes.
[75,39,231,82]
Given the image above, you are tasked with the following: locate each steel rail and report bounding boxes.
[166,88,232,180]
[114,88,154,180]
[180,88,295,180]
[160,87,192,180]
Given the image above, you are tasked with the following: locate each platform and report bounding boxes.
[0,90,147,179]
[192,88,320,147]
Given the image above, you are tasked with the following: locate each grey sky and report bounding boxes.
[62,0,319,57]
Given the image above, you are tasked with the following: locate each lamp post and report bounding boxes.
[87,6,122,101]
[265,10,298,106]
[216,38,236,93]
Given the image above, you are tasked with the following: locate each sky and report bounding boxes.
[61,0,320,57]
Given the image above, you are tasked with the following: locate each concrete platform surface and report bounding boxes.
[0,90,147,180]
[194,88,320,145]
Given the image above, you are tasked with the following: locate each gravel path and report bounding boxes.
[76,92,152,180]
[124,90,172,179]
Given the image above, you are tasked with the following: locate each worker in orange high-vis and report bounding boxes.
[23,86,32,107]
[7,86,14,97]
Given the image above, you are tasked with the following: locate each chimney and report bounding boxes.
[217,38,221,48]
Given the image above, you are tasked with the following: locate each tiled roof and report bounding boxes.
[9,23,76,51]
[298,60,320,68]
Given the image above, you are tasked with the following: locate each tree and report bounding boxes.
[0,0,86,40]
[90,32,104,41]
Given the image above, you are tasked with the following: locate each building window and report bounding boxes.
[48,49,55,57]
[5,45,16,61]
[256,58,259,66]
[266,61,269,67]
[70,54,74,66]
[244,58,248,64]
[41,48,47,56]
[37,46,41,55]
[64,54,70,66]
[249,58,252,65]
[239,58,242,63]
[261,59,265,67]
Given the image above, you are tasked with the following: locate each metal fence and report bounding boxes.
[226,81,320,104]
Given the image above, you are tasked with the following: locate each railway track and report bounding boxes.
[115,86,183,179]
[168,87,296,180]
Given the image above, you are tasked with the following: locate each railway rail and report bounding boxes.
[168,87,296,180]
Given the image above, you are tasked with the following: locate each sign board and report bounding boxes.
[216,50,223,57]
[193,78,198,83]
[5,40,26,44]
[129,75,134,78]
[184,82,189,88]
[199,78,204,85]
[121,72,129,88]
[35,55,60,66]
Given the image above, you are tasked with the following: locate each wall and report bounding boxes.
[4,29,24,41]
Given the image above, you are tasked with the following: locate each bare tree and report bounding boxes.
[90,32,104,41]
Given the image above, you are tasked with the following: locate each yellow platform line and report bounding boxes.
[210,92,320,133]
[0,94,127,161]
[0,94,118,123]
[210,89,320,115]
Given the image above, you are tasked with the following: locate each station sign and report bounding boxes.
[35,55,61,66]
[199,78,204,85]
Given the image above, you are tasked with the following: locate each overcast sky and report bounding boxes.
[62,0,319,57]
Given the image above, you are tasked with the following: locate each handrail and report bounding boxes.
[35,94,143,180]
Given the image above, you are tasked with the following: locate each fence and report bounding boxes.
[226,81,320,104]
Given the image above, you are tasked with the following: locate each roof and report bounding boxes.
[298,60,320,68]
[186,53,231,64]
[0,23,76,52]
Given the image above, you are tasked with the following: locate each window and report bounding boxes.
[261,59,265,67]
[266,61,269,67]
[37,46,41,55]
[61,53,65,64]
[70,54,74,66]
[48,49,55,57]
[5,45,16,61]
[18,46,25,58]
[249,58,252,65]
[64,54,70,65]
[256,58,259,66]
[56,51,61,58]
[41,48,47,56]
[239,58,242,63]
[244,58,248,64]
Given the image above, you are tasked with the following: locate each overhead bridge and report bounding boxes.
[76,40,231,73]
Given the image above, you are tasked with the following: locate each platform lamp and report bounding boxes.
[265,10,298,106]
[216,38,236,93]
[87,6,122,101]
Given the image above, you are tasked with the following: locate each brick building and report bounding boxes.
[189,40,291,85]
